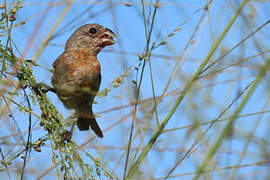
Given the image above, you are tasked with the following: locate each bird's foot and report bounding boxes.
[61,130,72,142]
[36,83,56,94]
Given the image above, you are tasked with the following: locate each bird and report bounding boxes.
[52,24,116,138]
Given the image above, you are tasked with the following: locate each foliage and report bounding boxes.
[1,0,270,180]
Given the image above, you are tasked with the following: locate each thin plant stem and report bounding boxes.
[127,0,250,178]
[193,56,270,179]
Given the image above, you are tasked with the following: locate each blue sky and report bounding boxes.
[1,0,270,179]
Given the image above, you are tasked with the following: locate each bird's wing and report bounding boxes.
[52,50,101,94]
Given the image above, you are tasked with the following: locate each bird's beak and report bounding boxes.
[99,28,116,47]
[105,28,116,39]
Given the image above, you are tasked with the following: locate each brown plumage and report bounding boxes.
[52,24,115,138]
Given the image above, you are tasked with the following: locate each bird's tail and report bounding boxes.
[76,111,103,138]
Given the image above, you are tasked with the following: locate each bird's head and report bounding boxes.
[65,23,116,55]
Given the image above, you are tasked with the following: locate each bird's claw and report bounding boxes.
[61,130,72,142]
[36,83,56,94]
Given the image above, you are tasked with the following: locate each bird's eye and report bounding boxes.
[89,28,97,34]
